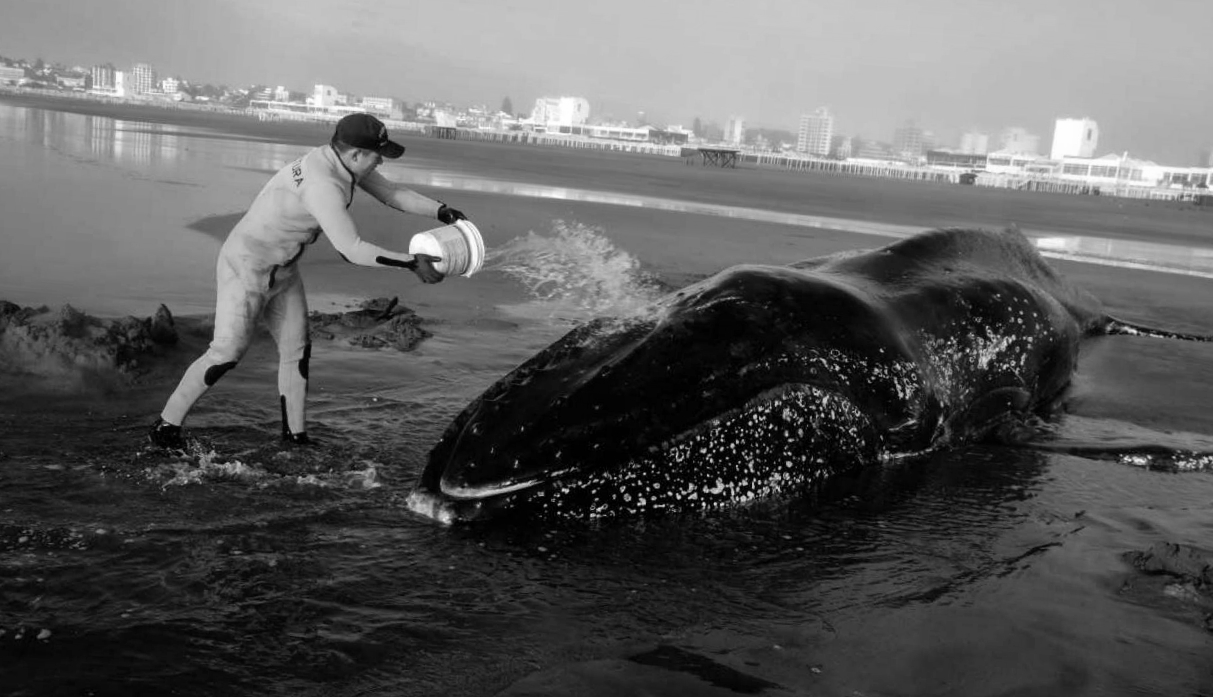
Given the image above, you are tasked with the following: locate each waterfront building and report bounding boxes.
[724,116,745,146]
[130,63,156,95]
[893,121,928,161]
[360,96,395,116]
[1058,152,1137,183]
[580,124,653,142]
[1050,117,1099,160]
[0,65,24,85]
[854,139,895,161]
[831,135,853,159]
[926,149,988,169]
[796,108,833,156]
[984,150,1054,176]
[90,64,116,94]
[959,130,989,155]
[1055,153,1208,189]
[309,84,339,108]
[87,68,129,97]
[998,127,1040,155]
[57,74,86,89]
[1159,164,1212,188]
[160,77,180,95]
[529,97,590,129]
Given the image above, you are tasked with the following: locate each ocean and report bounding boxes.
[0,100,1210,697]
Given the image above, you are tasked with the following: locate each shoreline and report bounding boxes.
[1,88,1209,334]
[0,89,335,148]
[3,89,1210,251]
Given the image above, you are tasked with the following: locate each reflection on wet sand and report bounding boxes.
[382,166,1213,278]
[0,106,304,175]
[2,103,1207,278]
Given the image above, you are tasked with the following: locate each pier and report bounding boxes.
[697,147,741,168]
[748,152,959,183]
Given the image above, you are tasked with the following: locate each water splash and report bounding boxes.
[487,220,665,320]
[145,443,384,490]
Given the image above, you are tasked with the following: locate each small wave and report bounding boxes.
[146,443,383,490]
[487,219,665,321]
[1025,415,1212,472]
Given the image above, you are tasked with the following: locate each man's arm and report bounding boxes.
[302,182,444,283]
[302,179,416,267]
[358,169,444,218]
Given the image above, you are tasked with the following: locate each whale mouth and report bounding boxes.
[427,383,868,513]
[439,471,569,500]
[405,489,461,525]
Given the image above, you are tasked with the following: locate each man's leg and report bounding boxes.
[151,257,262,447]
[264,270,311,443]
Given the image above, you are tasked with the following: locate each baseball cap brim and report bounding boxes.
[377,140,405,159]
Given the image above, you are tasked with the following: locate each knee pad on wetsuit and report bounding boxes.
[297,343,311,380]
[204,361,238,386]
[201,344,245,386]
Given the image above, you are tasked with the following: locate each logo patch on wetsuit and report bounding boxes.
[291,160,303,187]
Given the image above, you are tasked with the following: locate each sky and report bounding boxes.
[0,0,1210,164]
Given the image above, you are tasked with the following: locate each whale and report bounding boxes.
[406,227,1209,524]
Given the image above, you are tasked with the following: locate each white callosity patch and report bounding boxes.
[522,385,877,519]
[919,291,1045,407]
[748,344,926,433]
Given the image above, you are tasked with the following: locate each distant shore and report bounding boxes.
[3,88,1211,250]
[0,88,336,148]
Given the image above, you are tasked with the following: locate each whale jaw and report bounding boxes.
[409,384,881,524]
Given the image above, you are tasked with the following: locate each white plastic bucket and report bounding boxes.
[407,220,485,277]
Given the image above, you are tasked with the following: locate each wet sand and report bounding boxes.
[0,95,1209,697]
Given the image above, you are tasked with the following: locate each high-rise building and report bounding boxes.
[959,130,989,155]
[855,139,893,160]
[893,121,927,161]
[91,63,116,92]
[796,107,834,156]
[999,127,1040,155]
[724,116,745,146]
[130,63,156,95]
[1050,117,1099,160]
[831,135,853,159]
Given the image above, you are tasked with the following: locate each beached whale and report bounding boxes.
[407,227,1207,523]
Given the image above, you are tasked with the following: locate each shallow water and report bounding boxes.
[0,103,1210,697]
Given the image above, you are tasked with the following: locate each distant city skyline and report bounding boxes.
[0,0,1209,164]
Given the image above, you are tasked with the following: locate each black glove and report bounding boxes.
[436,203,467,225]
[410,253,445,284]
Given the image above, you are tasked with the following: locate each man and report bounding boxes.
[148,113,467,449]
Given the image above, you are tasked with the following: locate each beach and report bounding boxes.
[0,96,1210,697]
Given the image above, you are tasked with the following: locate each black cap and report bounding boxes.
[333,113,405,158]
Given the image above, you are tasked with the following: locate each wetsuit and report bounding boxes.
[160,144,442,437]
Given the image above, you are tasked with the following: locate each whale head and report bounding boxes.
[407,266,914,523]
